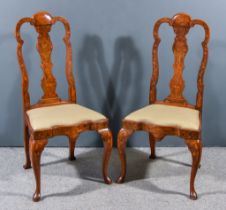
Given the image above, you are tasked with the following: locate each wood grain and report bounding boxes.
[15,11,113,202]
[117,13,210,200]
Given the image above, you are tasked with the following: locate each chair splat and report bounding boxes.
[165,14,191,104]
[32,12,59,103]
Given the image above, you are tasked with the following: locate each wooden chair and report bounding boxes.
[15,11,113,202]
[116,13,210,200]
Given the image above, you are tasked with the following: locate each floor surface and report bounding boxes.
[0,147,226,210]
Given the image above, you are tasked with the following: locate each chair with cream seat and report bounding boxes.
[117,13,210,200]
[16,11,113,202]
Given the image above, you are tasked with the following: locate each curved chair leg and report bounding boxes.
[23,125,31,169]
[116,128,133,183]
[98,128,113,184]
[68,135,79,161]
[149,133,156,159]
[185,139,202,200]
[30,138,48,202]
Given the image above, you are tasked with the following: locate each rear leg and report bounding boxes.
[68,135,79,161]
[149,133,156,159]
[23,124,31,169]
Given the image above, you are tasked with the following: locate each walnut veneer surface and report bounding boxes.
[117,13,210,200]
[15,11,113,202]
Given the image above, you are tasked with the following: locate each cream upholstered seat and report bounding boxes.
[26,104,106,131]
[125,104,200,131]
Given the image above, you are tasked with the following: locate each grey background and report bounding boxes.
[0,0,225,147]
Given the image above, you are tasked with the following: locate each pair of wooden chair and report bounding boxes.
[16,11,209,202]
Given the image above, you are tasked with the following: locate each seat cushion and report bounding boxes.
[26,104,106,131]
[125,104,200,131]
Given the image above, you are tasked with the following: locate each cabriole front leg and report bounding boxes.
[116,128,133,183]
[185,139,202,200]
[30,138,48,202]
[98,128,113,184]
